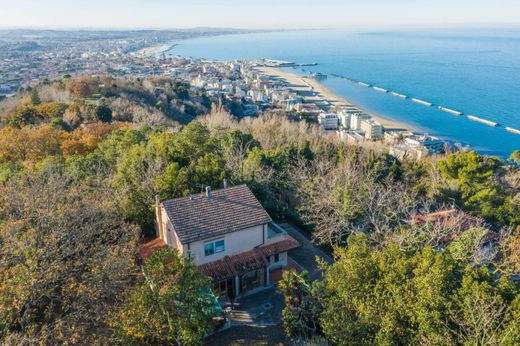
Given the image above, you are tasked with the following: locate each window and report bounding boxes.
[215,240,225,253]
[274,253,280,263]
[204,243,214,256]
[204,239,225,256]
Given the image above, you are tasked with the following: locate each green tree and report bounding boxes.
[7,105,43,127]
[454,267,520,345]
[317,234,520,346]
[279,270,323,339]
[30,88,41,105]
[112,248,216,345]
[510,150,520,164]
[95,105,113,122]
[439,151,505,222]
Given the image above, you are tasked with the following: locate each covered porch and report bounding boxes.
[200,236,301,299]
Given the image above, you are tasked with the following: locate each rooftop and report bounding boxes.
[199,237,301,282]
[162,184,272,244]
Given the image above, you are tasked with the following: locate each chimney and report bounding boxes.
[223,179,228,189]
[206,186,212,198]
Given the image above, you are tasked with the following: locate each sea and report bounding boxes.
[166,29,520,158]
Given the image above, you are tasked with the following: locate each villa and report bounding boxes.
[144,184,301,299]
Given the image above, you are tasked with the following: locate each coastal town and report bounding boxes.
[154,55,450,159]
[1,5,519,343]
[0,29,453,159]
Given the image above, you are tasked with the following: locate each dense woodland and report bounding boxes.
[0,77,519,345]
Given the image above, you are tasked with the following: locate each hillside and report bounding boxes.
[0,80,519,345]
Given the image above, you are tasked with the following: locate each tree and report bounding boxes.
[510,150,520,164]
[279,270,323,339]
[454,267,520,345]
[7,105,43,127]
[34,102,68,119]
[316,234,520,346]
[74,80,91,99]
[112,248,216,345]
[30,88,41,105]
[439,151,509,223]
[95,105,113,122]
[0,169,139,344]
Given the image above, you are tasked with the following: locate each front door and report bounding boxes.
[240,269,265,293]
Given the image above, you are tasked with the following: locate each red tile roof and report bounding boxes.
[407,209,495,245]
[259,237,302,258]
[162,185,272,244]
[199,236,301,282]
[140,238,167,259]
[408,209,484,230]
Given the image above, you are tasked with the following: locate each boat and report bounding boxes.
[390,91,408,99]
[358,82,370,87]
[372,86,388,93]
[506,127,520,135]
[467,115,499,127]
[438,106,463,116]
[411,98,433,107]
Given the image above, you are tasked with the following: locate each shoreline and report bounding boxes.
[134,43,178,58]
[257,66,417,132]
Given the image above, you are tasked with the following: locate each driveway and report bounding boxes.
[222,286,284,326]
[281,223,333,281]
[206,287,287,345]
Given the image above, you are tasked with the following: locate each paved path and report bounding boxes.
[207,288,287,345]
[224,287,284,326]
[281,223,333,281]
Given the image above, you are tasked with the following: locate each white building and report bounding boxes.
[248,89,267,102]
[338,111,352,129]
[350,113,372,130]
[318,113,339,130]
[404,135,445,154]
[151,185,300,298]
[360,119,384,140]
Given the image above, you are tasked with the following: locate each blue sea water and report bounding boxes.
[167,29,520,158]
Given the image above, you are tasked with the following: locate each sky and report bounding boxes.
[0,0,519,30]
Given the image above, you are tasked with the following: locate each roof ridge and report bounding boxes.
[162,184,272,244]
[162,184,248,205]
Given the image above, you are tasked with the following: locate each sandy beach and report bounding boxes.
[134,43,177,58]
[257,66,415,131]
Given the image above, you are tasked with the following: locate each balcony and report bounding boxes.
[265,222,289,246]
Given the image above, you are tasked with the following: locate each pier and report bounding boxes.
[467,115,499,127]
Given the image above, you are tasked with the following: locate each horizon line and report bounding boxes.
[1,23,520,32]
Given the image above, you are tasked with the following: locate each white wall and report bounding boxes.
[268,251,288,271]
[159,207,184,255]
[187,224,266,265]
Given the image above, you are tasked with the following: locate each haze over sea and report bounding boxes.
[168,29,520,158]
